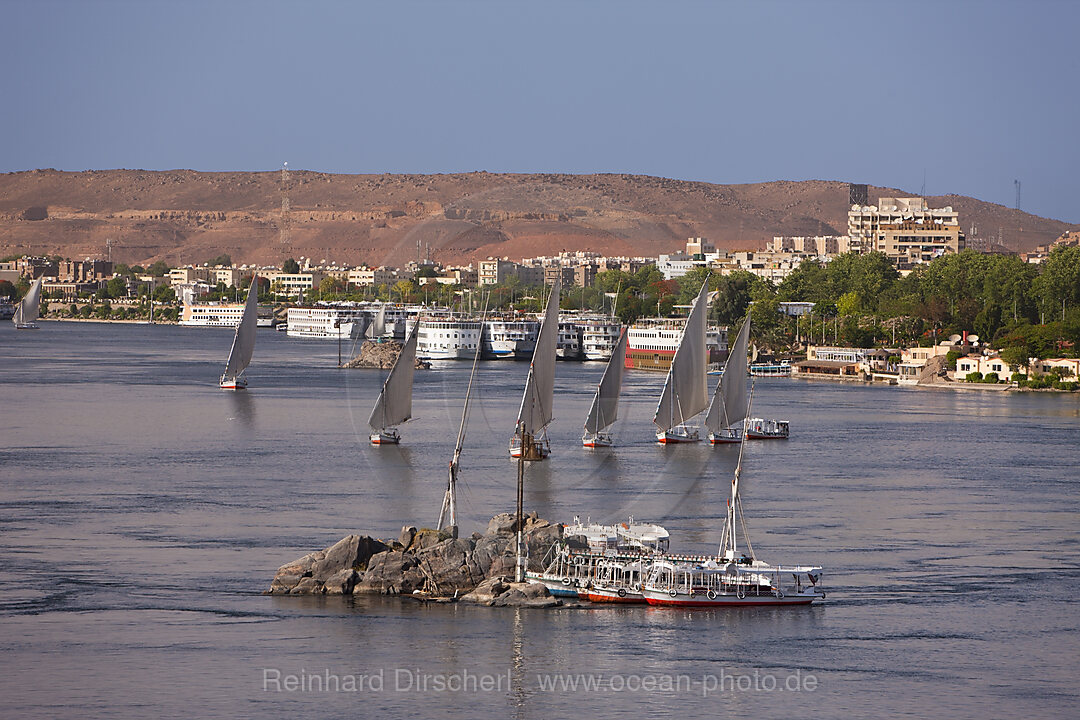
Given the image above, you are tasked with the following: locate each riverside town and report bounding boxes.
[5,186,1078,391]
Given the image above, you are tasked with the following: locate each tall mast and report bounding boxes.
[439,294,488,531]
[722,381,755,559]
[515,419,526,583]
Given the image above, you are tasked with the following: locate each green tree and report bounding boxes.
[106,276,128,298]
[207,254,232,267]
[1033,245,1080,323]
[153,285,176,303]
[148,260,171,277]
[712,271,757,324]
[282,258,301,274]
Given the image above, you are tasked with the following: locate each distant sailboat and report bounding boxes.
[653,280,710,443]
[582,328,628,448]
[12,278,43,330]
[365,303,387,340]
[368,325,418,445]
[705,314,751,444]
[510,281,560,460]
[219,277,259,389]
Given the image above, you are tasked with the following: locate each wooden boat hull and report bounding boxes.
[370,431,400,445]
[220,377,247,390]
[708,430,742,444]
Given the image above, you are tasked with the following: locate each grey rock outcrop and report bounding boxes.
[266,514,564,599]
[267,534,390,595]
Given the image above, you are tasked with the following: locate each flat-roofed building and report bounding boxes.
[848,197,964,270]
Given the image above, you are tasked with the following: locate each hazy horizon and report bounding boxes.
[3,0,1078,223]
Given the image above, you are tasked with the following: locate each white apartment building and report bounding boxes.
[848,197,964,269]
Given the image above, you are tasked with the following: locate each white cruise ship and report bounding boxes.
[556,319,583,360]
[285,302,434,340]
[286,305,368,338]
[625,318,727,371]
[181,302,274,328]
[482,318,539,359]
[406,316,484,360]
[482,318,525,359]
[579,317,622,361]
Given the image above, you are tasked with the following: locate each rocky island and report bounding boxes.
[341,340,431,370]
[266,512,570,608]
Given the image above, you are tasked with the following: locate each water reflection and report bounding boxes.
[226,389,255,428]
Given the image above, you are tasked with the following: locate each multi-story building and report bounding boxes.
[544,266,575,287]
[478,259,519,285]
[766,235,851,256]
[848,197,964,270]
[170,267,211,286]
[211,267,243,287]
[266,272,325,294]
[347,267,396,287]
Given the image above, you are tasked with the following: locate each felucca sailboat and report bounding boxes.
[582,328,627,448]
[705,314,750,443]
[653,280,710,443]
[13,277,43,330]
[219,277,259,389]
[509,281,560,460]
[367,325,418,445]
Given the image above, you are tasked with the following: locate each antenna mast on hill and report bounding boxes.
[280,162,292,261]
[1014,180,1021,211]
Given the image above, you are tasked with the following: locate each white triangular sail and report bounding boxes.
[585,328,627,434]
[705,315,750,432]
[517,281,561,436]
[368,325,418,431]
[222,278,259,382]
[13,278,42,326]
[366,303,386,339]
[653,280,710,433]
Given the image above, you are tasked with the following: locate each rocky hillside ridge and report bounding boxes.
[1,169,1073,268]
[266,512,568,608]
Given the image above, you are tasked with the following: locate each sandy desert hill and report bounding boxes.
[0,169,1072,268]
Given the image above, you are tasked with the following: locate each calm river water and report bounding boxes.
[1,321,1078,718]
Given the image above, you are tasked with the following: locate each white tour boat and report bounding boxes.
[641,390,824,607]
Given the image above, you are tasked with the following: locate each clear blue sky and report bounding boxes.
[3,0,1077,222]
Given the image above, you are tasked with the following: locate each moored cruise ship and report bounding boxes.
[286,305,367,338]
[286,302,425,339]
[406,316,484,360]
[625,318,727,371]
[580,317,622,361]
[483,318,538,359]
[181,301,275,328]
[556,319,583,360]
